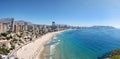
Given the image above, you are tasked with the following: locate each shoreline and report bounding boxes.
[16,30,66,59]
[36,30,66,59]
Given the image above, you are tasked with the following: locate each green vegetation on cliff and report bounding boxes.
[110,49,120,59]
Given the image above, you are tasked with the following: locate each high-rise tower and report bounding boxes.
[52,21,55,26]
[10,18,14,32]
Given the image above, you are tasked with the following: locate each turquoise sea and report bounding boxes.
[48,29,120,59]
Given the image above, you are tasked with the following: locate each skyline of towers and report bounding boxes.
[0,18,73,34]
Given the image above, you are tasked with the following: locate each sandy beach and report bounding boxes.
[16,30,65,59]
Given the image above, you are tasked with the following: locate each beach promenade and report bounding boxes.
[16,30,65,59]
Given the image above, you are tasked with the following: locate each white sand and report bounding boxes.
[16,30,65,59]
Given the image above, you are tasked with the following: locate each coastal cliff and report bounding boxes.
[100,49,120,59]
[109,49,120,59]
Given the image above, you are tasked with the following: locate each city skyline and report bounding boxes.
[0,0,120,28]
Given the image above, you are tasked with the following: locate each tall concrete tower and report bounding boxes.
[52,21,55,26]
[10,18,15,32]
[52,21,57,31]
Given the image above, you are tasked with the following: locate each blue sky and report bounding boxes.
[0,0,120,28]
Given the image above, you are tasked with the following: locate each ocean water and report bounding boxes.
[48,29,120,59]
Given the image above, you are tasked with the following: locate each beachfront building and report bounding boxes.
[56,24,61,31]
[0,23,3,33]
[23,22,28,31]
[38,25,44,35]
[47,26,52,32]
[0,18,15,33]
[14,23,21,33]
[0,23,7,33]
[51,21,57,31]
[15,20,33,32]
[15,21,24,32]
[35,25,40,33]
[42,25,48,34]
[2,23,8,33]
[27,25,33,32]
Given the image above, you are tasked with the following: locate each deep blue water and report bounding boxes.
[52,29,120,59]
